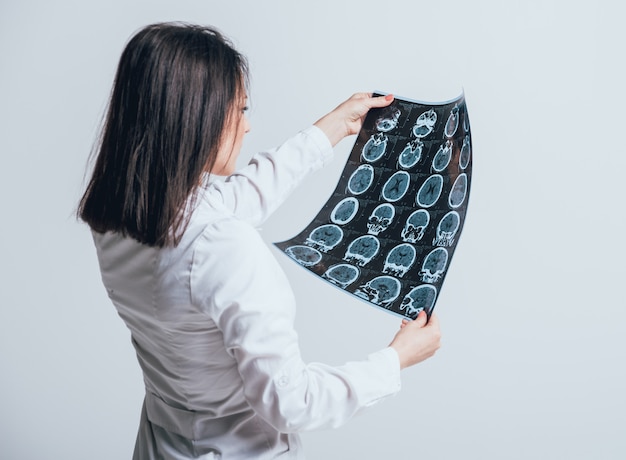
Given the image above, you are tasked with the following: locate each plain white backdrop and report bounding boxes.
[1,1,624,459]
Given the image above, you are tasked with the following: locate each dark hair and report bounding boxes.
[78,22,248,247]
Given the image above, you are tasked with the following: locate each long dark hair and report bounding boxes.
[78,22,248,247]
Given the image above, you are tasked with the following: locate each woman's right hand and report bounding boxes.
[314,93,394,147]
[389,312,441,369]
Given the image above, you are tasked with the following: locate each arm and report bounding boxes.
[204,93,395,227]
[190,220,403,432]
[205,126,333,227]
[190,219,441,432]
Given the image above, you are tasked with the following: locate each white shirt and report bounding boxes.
[93,126,401,459]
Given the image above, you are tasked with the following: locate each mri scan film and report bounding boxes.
[276,93,472,319]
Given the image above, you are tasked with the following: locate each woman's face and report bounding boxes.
[212,97,250,176]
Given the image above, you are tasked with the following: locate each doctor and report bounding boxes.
[78,22,441,460]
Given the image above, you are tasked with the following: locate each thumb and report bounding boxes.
[412,310,428,328]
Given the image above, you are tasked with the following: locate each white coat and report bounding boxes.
[92,126,401,459]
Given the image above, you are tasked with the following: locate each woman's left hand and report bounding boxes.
[314,93,394,147]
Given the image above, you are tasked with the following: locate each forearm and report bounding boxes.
[237,346,401,433]
[206,126,333,226]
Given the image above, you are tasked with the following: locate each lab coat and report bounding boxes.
[92,126,401,459]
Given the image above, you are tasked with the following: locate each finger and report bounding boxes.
[367,94,394,109]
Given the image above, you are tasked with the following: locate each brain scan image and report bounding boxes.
[399,285,438,318]
[382,243,417,278]
[419,247,449,283]
[398,139,423,169]
[412,109,437,138]
[305,224,344,253]
[354,276,402,307]
[433,211,460,247]
[448,173,468,208]
[347,164,375,195]
[416,174,444,208]
[367,203,396,235]
[401,209,430,243]
[330,197,359,225]
[432,141,453,173]
[375,107,401,132]
[362,133,388,163]
[459,135,471,170]
[276,93,471,320]
[444,104,460,138]
[285,245,323,267]
[322,264,360,289]
[344,235,380,267]
[381,171,411,202]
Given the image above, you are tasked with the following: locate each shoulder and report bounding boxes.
[183,185,265,255]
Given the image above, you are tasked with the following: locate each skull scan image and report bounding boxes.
[276,95,471,319]
[382,243,417,278]
[322,264,360,289]
[343,235,380,267]
[448,173,468,209]
[398,139,423,170]
[416,174,444,208]
[459,135,471,170]
[330,197,359,225]
[419,247,449,283]
[381,171,411,202]
[412,109,437,138]
[444,104,460,138]
[399,285,438,318]
[367,203,395,236]
[285,245,323,267]
[354,275,402,307]
[432,140,453,173]
[433,211,460,247]
[305,224,344,253]
[347,164,375,195]
[362,133,388,163]
[401,209,430,243]
[375,107,401,132]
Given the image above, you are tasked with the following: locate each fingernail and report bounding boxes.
[385,94,394,101]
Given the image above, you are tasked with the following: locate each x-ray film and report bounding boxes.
[275,93,472,319]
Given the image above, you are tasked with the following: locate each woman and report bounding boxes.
[79,22,441,459]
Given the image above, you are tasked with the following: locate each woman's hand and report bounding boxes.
[389,312,441,370]
[314,93,395,147]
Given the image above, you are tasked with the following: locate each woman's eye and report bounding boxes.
[242,106,249,113]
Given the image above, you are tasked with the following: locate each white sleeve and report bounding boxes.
[205,126,334,227]
[190,219,401,433]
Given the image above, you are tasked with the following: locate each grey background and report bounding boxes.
[1,1,624,459]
